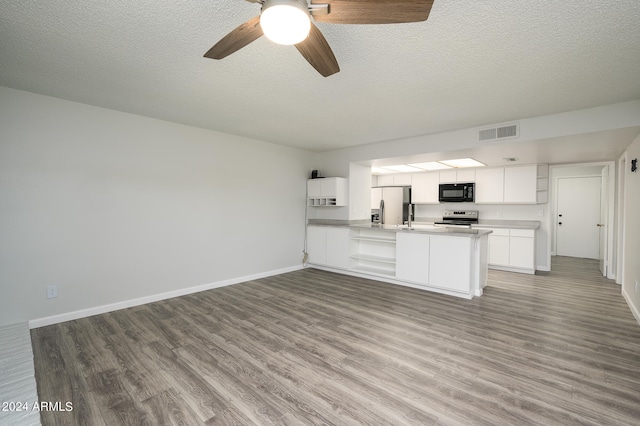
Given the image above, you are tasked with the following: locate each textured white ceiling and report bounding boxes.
[1,1,640,152]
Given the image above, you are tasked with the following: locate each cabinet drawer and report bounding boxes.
[510,229,535,238]
[489,228,510,237]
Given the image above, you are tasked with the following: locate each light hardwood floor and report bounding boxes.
[31,257,640,425]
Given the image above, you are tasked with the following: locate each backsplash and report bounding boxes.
[414,203,547,221]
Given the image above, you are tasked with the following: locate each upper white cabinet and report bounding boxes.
[475,165,537,204]
[504,165,537,204]
[376,174,411,186]
[411,173,440,204]
[475,168,505,203]
[439,169,476,183]
[308,177,347,207]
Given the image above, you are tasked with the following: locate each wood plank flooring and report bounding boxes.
[31,256,640,425]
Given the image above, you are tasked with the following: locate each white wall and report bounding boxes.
[621,133,640,324]
[0,87,311,327]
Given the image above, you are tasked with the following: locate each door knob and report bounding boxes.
[597,224,604,227]
[559,214,563,217]
[559,222,563,225]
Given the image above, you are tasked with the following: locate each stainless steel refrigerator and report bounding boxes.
[371,186,412,226]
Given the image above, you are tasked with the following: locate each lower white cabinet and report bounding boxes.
[326,227,351,269]
[307,225,488,299]
[307,226,327,265]
[476,227,535,273]
[509,229,535,270]
[307,226,350,269]
[429,236,472,292]
[395,233,430,284]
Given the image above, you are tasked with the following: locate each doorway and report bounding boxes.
[556,176,602,260]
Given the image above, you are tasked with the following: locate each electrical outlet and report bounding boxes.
[538,210,544,217]
[497,211,502,218]
[46,285,58,299]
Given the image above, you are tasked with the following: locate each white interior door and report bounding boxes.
[598,167,608,276]
[556,177,601,259]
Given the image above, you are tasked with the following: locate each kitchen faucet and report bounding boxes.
[406,204,413,228]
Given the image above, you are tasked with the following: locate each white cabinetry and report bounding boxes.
[508,229,535,270]
[439,169,476,183]
[484,228,510,266]
[475,165,537,205]
[395,233,430,284]
[476,227,535,274]
[504,165,537,204]
[308,177,347,207]
[475,168,504,203]
[410,173,440,204]
[429,236,473,292]
[306,226,350,269]
[536,164,549,204]
[376,174,411,186]
[350,229,396,276]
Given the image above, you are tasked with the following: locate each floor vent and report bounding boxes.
[478,123,519,142]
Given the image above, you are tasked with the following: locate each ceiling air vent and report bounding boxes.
[478,123,519,142]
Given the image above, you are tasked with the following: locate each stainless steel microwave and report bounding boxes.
[439,182,474,202]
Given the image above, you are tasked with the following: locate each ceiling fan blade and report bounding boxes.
[295,23,340,77]
[204,16,263,60]
[311,0,434,24]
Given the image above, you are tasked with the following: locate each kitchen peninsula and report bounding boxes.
[306,223,491,299]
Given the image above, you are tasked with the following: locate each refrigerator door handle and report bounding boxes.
[379,199,385,225]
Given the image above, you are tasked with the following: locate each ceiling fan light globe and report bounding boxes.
[260,0,311,45]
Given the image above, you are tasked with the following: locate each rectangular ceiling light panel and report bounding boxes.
[439,158,486,168]
[408,162,453,171]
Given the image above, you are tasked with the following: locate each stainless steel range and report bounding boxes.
[434,210,478,228]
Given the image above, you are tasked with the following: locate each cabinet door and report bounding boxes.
[504,165,537,204]
[308,179,323,197]
[411,173,439,204]
[306,226,326,265]
[393,174,412,185]
[396,233,430,284]
[371,187,383,210]
[475,168,505,203]
[509,236,535,269]
[456,169,476,182]
[429,236,471,292]
[377,175,394,186]
[326,228,351,269]
[488,235,510,266]
[439,170,457,183]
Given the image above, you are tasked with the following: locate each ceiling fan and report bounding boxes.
[204,0,435,77]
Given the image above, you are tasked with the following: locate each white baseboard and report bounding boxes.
[622,288,640,327]
[29,265,303,329]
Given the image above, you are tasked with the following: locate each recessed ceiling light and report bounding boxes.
[439,158,486,168]
[383,165,424,173]
[503,157,519,162]
[408,162,453,171]
[371,167,395,175]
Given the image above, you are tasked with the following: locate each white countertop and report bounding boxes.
[310,222,493,238]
